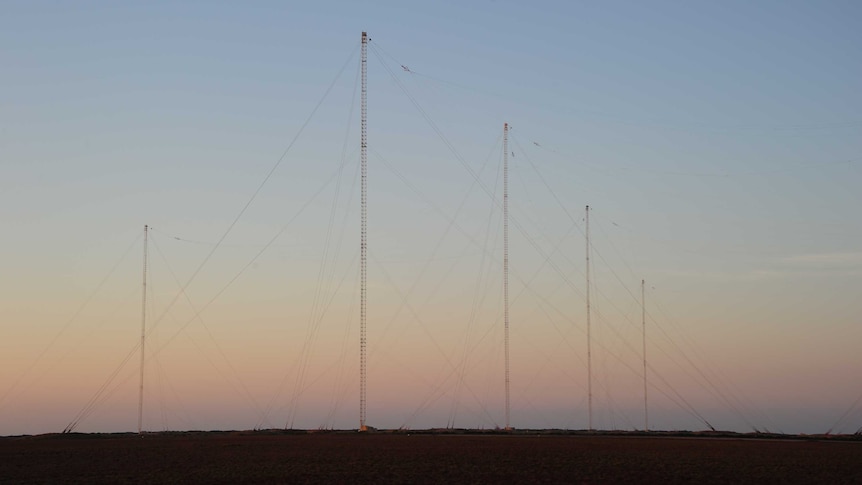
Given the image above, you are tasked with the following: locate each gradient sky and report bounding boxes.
[2,1,861,436]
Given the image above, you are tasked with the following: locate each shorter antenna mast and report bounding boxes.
[138,224,148,435]
[585,205,592,431]
[642,278,648,432]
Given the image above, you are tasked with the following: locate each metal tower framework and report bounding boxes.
[359,31,368,432]
[503,122,511,430]
[138,224,148,434]
[585,206,592,431]
[642,278,648,432]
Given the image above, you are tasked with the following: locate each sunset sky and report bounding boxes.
[2,1,861,436]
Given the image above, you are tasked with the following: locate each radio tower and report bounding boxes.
[138,224,148,435]
[503,122,511,431]
[359,31,368,432]
[642,278,648,432]
[585,206,592,431]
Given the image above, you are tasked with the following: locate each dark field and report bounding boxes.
[2,431,861,484]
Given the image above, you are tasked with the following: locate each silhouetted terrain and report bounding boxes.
[2,430,861,483]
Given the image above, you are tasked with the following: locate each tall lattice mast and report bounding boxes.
[503,122,511,430]
[138,224,148,434]
[642,278,648,432]
[585,206,592,431]
[359,31,368,432]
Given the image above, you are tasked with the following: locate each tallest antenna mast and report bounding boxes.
[503,122,511,431]
[359,31,368,432]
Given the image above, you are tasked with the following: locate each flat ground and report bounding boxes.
[1,431,861,483]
